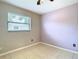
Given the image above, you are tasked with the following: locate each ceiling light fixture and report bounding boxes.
[37,0,41,5]
[50,0,54,1]
[37,0,54,5]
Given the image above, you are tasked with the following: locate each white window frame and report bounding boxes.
[8,13,31,32]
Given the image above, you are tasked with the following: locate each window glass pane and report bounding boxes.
[8,13,31,31]
[24,17,31,23]
[8,13,31,23]
[8,23,30,31]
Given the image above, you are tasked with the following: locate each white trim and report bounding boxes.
[0,42,40,56]
[40,42,78,54]
[0,42,77,57]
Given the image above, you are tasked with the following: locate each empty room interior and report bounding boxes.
[0,0,78,59]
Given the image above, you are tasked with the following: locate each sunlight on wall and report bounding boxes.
[42,4,78,51]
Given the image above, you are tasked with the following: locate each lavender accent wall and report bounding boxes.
[41,4,78,51]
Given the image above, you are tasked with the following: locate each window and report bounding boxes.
[8,13,31,31]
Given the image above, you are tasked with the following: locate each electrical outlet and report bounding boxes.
[73,44,76,47]
[31,39,34,42]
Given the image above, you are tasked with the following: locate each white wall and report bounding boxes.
[41,4,78,51]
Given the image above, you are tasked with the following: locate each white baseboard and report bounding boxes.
[40,42,78,54]
[0,42,40,56]
[0,42,77,57]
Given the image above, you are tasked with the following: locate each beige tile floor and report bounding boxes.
[0,43,78,59]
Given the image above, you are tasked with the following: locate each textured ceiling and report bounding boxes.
[0,0,77,15]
